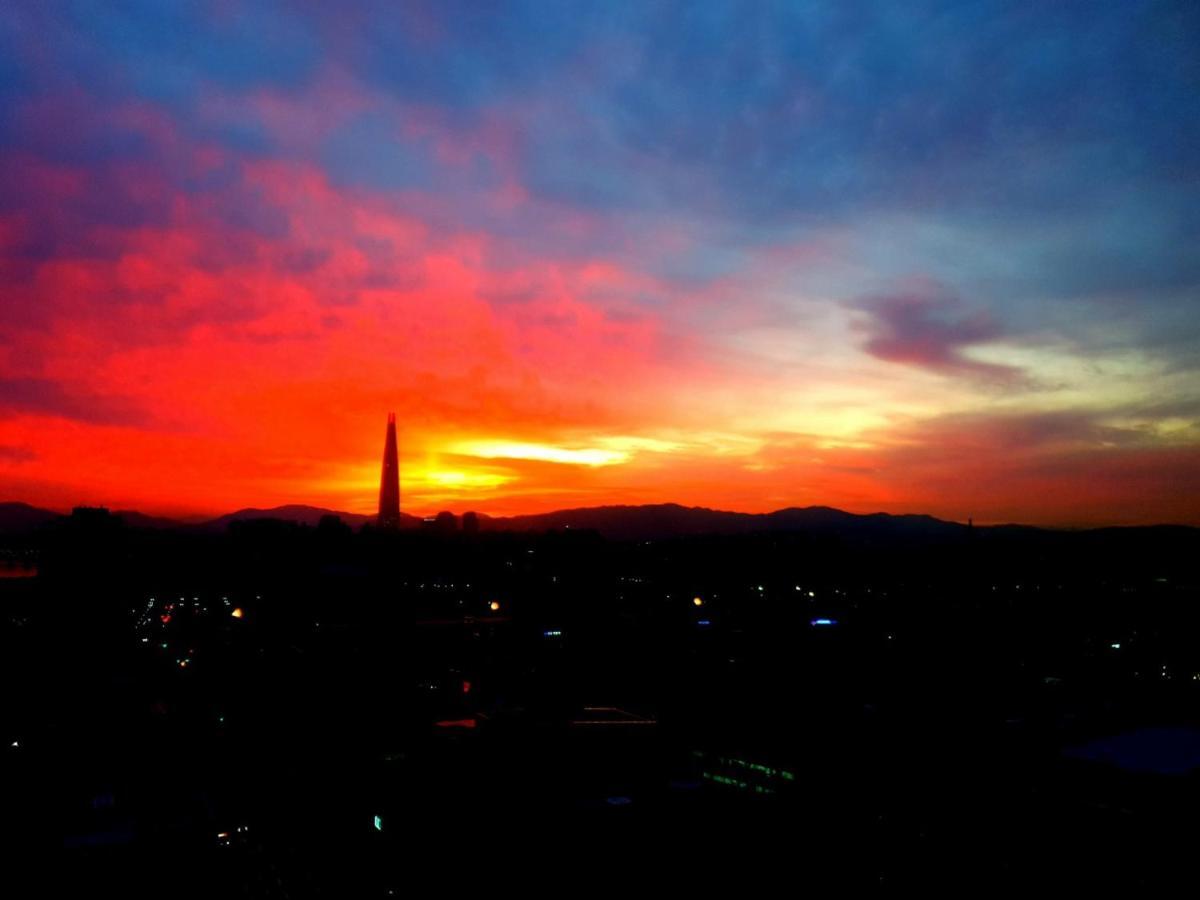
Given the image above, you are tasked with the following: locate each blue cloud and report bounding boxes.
[1,0,1196,355]
[319,113,436,191]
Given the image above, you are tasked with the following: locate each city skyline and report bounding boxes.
[1,4,1198,526]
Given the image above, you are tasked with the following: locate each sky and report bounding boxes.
[0,1,1198,525]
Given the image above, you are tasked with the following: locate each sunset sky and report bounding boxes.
[1,2,1198,524]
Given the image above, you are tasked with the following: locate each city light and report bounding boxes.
[489,601,500,612]
[231,608,244,619]
[692,596,704,607]
[374,815,383,832]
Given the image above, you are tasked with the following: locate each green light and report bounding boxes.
[716,755,795,781]
[702,772,775,795]
[703,772,748,789]
[374,815,383,832]
[696,751,795,788]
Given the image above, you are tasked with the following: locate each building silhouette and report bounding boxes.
[378,412,401,528]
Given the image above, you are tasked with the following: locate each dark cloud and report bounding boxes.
[0,444,35,463]
[893,409,1159,456]
[852,284,1019,381]
[0,378,148,426]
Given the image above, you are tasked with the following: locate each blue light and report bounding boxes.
[810,618,837,627]
[606,796,632,806]
[543,629,562,638]
[374,815,383,831]
[697,619,711,626]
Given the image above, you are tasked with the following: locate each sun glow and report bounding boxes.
[452,441,630,467]
[421,469,512,490]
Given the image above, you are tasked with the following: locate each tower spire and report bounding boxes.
[378,413,400,528]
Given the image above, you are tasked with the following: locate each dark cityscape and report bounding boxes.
[4,414,1200,892]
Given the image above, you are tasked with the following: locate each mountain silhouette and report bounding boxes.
[0,499,1194,544]
[0,502,61,534]
[198,504,421,531]
[482,502,978,541]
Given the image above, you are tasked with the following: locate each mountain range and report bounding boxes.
[1,499,1193,542]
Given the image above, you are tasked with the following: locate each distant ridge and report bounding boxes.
[199,505,421,531]
[481,502,976,541]
[0,499,1194,540]
[0,502,61,535]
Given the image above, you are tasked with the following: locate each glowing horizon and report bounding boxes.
[1,4,1198,527]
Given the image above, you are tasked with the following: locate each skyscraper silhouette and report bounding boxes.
[378,412,400,528]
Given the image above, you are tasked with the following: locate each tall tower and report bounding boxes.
[378,412,400,528]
